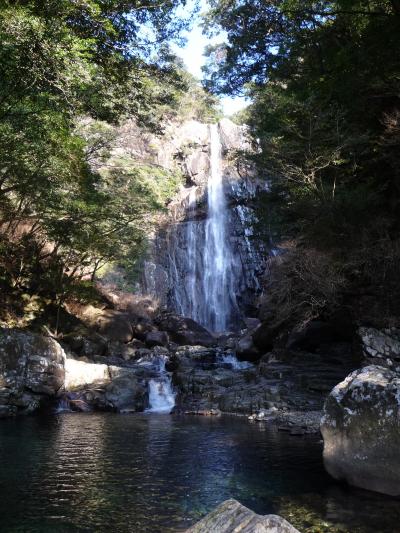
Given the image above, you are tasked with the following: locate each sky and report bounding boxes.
[171,0,248,117]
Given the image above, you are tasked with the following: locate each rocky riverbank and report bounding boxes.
[0,305,357,435]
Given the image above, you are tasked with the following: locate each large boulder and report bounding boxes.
[103,374,147,413]
[0,329,65,417]
[157,313,215,347]
[321,365,400,496]
[186,499,299,533]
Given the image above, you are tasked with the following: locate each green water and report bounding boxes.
[0,413,398,532]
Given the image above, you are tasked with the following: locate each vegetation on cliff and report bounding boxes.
[0,1,220,326]
[204,0,400,329]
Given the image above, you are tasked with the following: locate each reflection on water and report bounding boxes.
[0,414,399,532]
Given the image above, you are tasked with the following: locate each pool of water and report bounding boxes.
[0,413,398,532]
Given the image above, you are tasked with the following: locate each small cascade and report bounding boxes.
[55,393,92,413]
[55,396,73,413]
[146,356,176,414]
[217,353,253,371]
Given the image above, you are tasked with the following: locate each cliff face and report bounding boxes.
[139,118,266,327]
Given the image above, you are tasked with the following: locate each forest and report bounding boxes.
[0,2,400,533]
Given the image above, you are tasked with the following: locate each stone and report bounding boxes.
[219,118,252,152]
[358,326,400,370]
[235,333,260,362]
[145,330,169,348]
[0,329,65,417]
[131,319,156,341]
[157,313,215,347]
[186,499,300,533]
[64,358,109,390]
[103,375,147,412]
[321,365,400,496]
[185,149,210,185]
[97,310,133,343]
[63,332,107,358]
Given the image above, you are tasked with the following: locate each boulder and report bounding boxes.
[235,333,260,362]
[145,330,169,348]
[321,365,400,496]
[244,317,261,331]
[97,310,133,343]
[131,318,156,342]
[0,329,65,417]
[103,375,147,412]
[358,326,400,370]
[63,332,107,358]
[185,149,210,186]
[186,499,300,533]
[157,313,215,347]
[219,118,252,152]
[106,340,145,360]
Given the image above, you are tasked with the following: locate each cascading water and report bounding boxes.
[144,119,264,333]
[200,124,239,332]
[217,353,253,370]
[168,124,240,332]
[146,356,176,414]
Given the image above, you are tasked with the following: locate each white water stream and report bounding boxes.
[146,356,176,413]
[200,124,239,331]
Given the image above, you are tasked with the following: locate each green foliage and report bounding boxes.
[204,0,400,324]
[0,0,192,314]
[204,0,400,249]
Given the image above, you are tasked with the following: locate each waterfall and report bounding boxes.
[146,356,176,414]
[144,119,264,333]
[201,124,238,332]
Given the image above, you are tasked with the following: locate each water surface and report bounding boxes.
[0,413,398,532]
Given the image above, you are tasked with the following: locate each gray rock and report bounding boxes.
[157,313,215,347]
[103,375,147,412]
[97,310,134,343]
[235,333,260,362]
[0,329,65,417]
[358,326,400,370]
[186,499,300,533]
[321,365,400,495]
[145,330,169,348]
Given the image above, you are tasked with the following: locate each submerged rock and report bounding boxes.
[186,499,300,533]
[321,365,400,495]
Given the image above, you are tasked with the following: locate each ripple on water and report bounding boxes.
[0,413,399,532]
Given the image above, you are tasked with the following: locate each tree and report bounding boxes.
[0,0,194,314]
